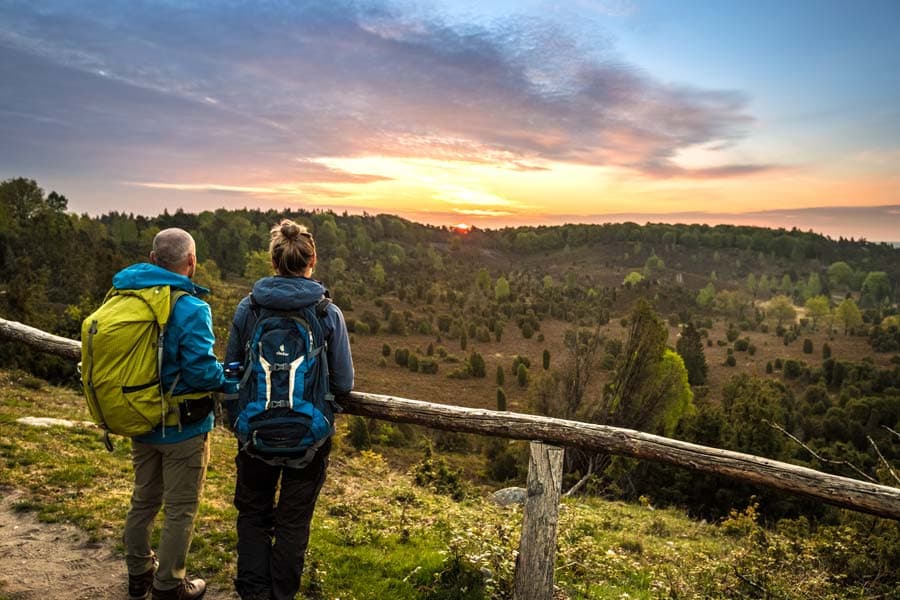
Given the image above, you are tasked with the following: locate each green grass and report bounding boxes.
[0,370,892,599]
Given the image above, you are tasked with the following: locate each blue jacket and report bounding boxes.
[112,263,225,444]
[225,276,354,396]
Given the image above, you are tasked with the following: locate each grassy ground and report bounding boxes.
[0,369,891,599]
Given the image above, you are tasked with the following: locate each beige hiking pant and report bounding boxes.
[123,433,210,590]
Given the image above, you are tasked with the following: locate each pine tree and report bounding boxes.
[676,323,708,386]
[517,363,529,387]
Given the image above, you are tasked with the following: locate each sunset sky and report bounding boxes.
[1,1,898,240]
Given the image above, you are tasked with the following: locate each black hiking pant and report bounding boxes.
[233,439,330,600]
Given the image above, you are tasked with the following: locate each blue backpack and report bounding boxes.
[231,295,336,465]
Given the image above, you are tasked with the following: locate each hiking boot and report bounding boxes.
[151,578,207,600]
[128,557,159,600]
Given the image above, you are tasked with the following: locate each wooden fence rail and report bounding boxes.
[3,316,900,521]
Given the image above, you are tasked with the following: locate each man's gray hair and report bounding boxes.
[152,228,195,269]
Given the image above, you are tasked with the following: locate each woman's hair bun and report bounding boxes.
[280,220,301,239]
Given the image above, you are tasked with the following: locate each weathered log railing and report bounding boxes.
[2,316,900,599]
[2,316,898,520]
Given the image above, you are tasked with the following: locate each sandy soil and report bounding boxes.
[0,488,235,600]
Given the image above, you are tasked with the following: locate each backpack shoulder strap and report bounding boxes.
[169,289,189,312]
[160,288,190,400]
[315,296,332,319]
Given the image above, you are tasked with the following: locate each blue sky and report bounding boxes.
[1,0,898,239]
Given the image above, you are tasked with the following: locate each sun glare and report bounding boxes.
[453,223,471,234]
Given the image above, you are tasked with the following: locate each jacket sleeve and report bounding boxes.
[325,303,354,394]
[225,298,252,366]
[174,297,225,392]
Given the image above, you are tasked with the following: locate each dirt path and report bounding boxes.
[0,488,235,600]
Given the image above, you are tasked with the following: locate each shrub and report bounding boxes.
[726,327,740,342]
[360,310,381,334]
[346,416,371,450]
[766,361,774,374]
[521,322,534,339]
[511,355,531,375]
[382,343,391,357]
[748,344,757,356]
[803,338,814,354]
[774,357,784,370]
[496,387,507,411]
[600,353,616,370]
[412,444,466,501]
[484,439,523,482]
[496,365,505,386]
[783,359,803,379]
[734,337,750,352]
[469,351,486,378]
[517,363,529,387]
[419,357,439,374]
[377,357,387,368]
[542,349,550,370]
[394,347,410,367]
[447,362,472,379]
[725,355,736,367]
[407,354,419,372]
[388,312,407,335]
[822,342,832,360]
[460,331,468,351]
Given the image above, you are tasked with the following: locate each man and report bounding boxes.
[117,228,225,600]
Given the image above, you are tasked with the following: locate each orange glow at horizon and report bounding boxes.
[130,153,900,238]
[266,155,900,226]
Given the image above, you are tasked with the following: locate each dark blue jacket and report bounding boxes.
[112,263,225,444]
[225,276,354,396]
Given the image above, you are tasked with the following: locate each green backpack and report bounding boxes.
[80,286,188,443]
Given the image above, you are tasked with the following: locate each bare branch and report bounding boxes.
[563,455,594,497]
[868,435,900,487]
[883,425,900,442]
[765,420,877,484]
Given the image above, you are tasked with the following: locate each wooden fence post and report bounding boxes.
[514,442,564,600]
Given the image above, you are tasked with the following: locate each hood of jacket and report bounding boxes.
[112,263,209,296]
[251,276,325,311]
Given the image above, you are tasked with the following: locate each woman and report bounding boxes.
[225,219,353,600]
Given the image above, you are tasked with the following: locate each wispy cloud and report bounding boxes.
[0,0,769,180]
[127,182,278,194]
